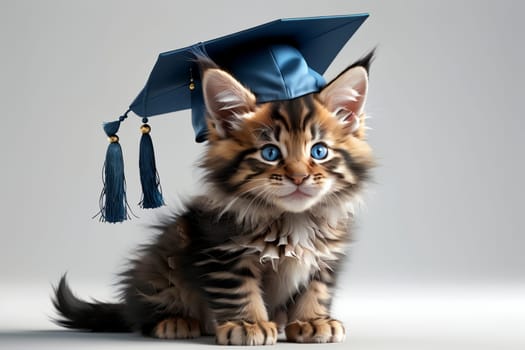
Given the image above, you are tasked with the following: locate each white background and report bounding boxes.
[1,1,524,349]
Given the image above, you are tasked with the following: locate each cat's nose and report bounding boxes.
[286,173,310,185]
[284,162,310,185]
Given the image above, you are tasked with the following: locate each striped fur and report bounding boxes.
[52,52,375,345]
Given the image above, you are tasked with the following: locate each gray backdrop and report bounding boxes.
[0,1,524,346]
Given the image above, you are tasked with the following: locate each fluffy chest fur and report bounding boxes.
[229,203,351,269]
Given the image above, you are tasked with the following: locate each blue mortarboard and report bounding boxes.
[130,13,369,142]
[97,14,369,223]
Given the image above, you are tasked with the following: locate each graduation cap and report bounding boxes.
[97,13,369,223]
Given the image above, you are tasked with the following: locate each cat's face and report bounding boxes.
[201,62,374,214]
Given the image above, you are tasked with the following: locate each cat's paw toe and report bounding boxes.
[153,317,201,339]
[285,318,345,343]
[216,320,277,345]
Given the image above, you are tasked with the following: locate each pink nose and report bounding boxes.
[286,174,310,185]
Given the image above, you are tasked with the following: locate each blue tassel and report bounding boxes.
[96,117,130,223]
[138,120,164,208]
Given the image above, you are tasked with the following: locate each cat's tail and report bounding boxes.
[52,274,131,332]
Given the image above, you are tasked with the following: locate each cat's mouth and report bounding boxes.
[279,188,313,200]
[275,186,321,213]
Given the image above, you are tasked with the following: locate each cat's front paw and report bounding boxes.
[285,318,345,343]
[153,317,201,339]
[216,320,277,345]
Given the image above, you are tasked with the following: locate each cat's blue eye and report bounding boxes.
[311,143,329,160]
[261,145,281,162]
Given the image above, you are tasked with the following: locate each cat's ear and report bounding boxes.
[202,68,256,138]
[319,62,370,136]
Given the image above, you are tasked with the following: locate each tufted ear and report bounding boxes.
[319,64,369,135]
[202,68,257,138]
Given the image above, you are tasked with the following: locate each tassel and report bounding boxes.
[138,119,164,208]
[95,116,130,223]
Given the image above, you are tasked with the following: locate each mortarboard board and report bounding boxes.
[97,14,369,223]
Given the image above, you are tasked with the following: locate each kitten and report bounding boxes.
[52,52,375,345]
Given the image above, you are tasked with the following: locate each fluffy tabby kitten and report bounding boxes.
[53,52,375,345]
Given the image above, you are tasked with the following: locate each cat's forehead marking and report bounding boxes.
[270,107,291,132]
[250,96,326,150]
[268,96,318,136]
[279,97,314,132]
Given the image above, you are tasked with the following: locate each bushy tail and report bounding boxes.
[52,274,131,332]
